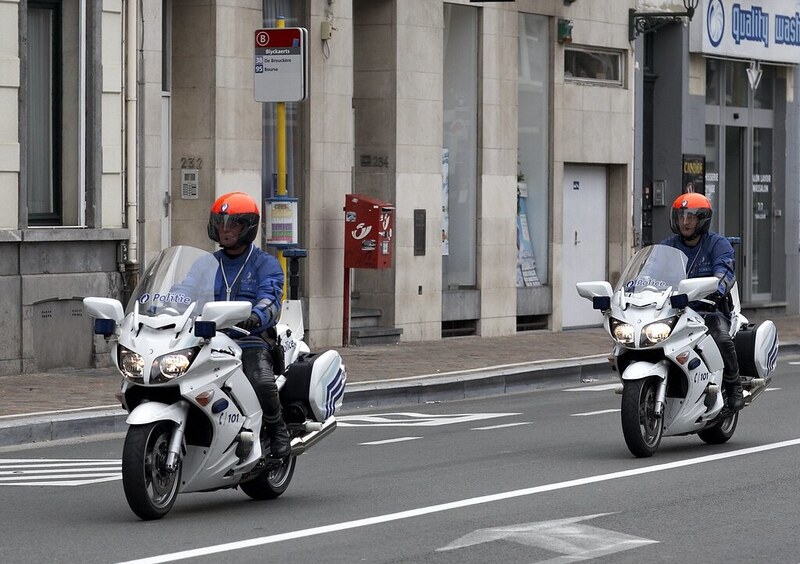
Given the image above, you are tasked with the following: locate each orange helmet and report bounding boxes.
[207,192,260,248]
[669,193,712,240]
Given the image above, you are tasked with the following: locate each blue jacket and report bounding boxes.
[214,244,284,347]
[660,232,736,297]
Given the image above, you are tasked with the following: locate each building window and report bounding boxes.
[564,47,623,86]
[442,3,478,289]
[517,13,549,286]
[26,0,84,226]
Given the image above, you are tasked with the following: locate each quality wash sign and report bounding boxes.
[694,0,800,64]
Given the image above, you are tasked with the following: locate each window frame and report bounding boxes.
[564,45,625,88]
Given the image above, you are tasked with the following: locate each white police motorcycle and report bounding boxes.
[577,244,778,457]
[84,245,346,519]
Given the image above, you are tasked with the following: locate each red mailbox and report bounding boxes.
[344,194,394,269]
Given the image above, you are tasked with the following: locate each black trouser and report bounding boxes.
[240,346,283,423]
[704,312,740,386]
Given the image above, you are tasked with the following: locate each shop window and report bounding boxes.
[26,0,84,226]
[517,13,549,286]
[442,4,478,289]
[564,47,623,86]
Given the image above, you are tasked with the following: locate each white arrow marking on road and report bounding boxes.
[437,512,657,561]
[338,412,521,427]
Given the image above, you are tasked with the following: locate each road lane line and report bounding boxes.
[571,409,620,417]
[116,437,800,564]
[359,437,422,446]
[471,422,533,430]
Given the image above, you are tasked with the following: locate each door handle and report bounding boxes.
[574,230,580,245]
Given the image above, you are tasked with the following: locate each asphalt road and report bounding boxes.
[2,354,800,564]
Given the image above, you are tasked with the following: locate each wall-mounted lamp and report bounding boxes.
[557,18,573,44]
[629,0,699,41]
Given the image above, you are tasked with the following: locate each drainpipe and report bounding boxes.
[123,0,139,297]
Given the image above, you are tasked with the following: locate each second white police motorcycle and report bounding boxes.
[577,244,778,458]
[84,245,346,520]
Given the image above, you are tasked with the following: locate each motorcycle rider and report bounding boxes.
[207,191,291,459]
[662,193,744,412]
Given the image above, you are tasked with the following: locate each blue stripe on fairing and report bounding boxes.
[766,334,778,373]
[325,368,346,418]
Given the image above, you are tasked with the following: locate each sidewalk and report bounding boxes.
[1,312,797,447]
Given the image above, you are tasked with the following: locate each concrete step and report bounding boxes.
[350,307,383,328]
[349,326,404,346]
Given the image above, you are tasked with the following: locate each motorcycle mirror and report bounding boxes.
[670,294,689,309]
[592,296,611,310]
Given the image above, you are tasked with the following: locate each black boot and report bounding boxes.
[264,417,291,459]
[724,376,744,412]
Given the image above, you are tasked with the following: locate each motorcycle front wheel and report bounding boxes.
[122,421,182,520]
[241,455,296,500]
[621,377,663,458]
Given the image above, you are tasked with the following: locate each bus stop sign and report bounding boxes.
[254,27,308,102]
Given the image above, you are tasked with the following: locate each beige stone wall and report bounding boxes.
[304,0,355,348]
[0,0,19,230]
[101,0,124,228]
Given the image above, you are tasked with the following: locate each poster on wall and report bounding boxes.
[516,183,541,288]
[441,149,450,256]
[682,154,705,195]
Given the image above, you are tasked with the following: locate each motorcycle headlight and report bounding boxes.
[610,318,635,346]
[119,346,144,383]
[640,317,678,347]
[150,347,200,383]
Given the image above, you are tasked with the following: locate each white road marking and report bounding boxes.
[116,437,800,564]
[564,384,619,392]
[0,406,120,420]
[359,437,422,446]
[437,512,657,560]
[0,458,121,486]
[472,422,533,431]
[571,409,620,417]
[338,412,521,427]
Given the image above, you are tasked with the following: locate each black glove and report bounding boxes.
[707,291,725,307]
[236,313,261,332]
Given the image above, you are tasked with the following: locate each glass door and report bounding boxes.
[751,128,773,300]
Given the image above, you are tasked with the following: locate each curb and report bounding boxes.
[0,357,612,448]
[2,345,798,448]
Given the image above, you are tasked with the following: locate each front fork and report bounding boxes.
[654,378,667,417]
[164,400,188,472]
[165,419,186,473]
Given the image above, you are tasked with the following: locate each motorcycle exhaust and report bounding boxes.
[290,416,337,456]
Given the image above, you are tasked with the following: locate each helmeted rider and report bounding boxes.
[207,192,291,459]
[661,193,744,411]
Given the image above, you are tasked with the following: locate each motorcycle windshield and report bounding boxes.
[126,246,219,317]
[615,244,688,295]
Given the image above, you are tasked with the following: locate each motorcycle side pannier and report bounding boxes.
[281,350,346,421]
[734,320,779,379]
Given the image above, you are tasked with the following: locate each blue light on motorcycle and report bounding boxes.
[94,318,116,337]
[670,294,689,309]
[688,358,701,370]
[592,296,611,310]
[194,321,216,339]
[211,399,229,414]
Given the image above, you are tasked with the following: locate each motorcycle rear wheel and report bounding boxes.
[698,409,738,444]
[122,421,181,520]
[241,455,296,500]
[621,377,663,458]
